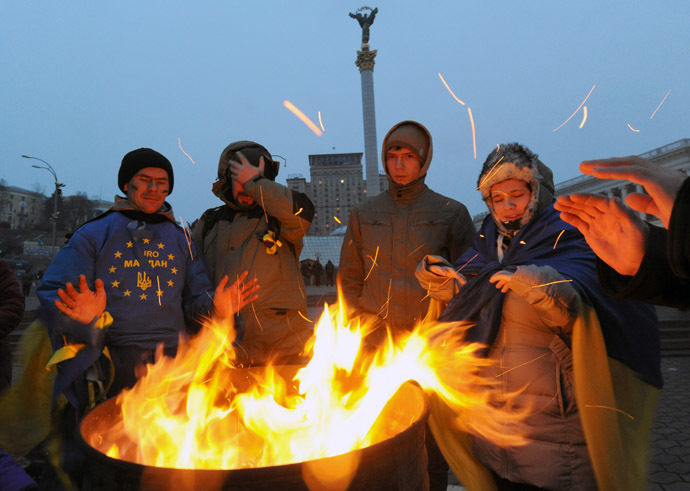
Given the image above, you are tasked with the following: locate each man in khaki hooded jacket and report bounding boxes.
[193,141,315,366]
[339,121,475,340]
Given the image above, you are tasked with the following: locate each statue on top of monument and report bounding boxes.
[349,7,378,45]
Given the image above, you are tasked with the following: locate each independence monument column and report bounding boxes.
[349,6,380,196]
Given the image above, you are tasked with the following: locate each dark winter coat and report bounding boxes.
[0,259,25,392]
[597,176,690,307]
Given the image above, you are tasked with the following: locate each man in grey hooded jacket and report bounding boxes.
[339,120,475,341]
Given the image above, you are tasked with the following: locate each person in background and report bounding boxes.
[193,141,314,366]
[417,143,661,491]
[555,155,690,307]
[325,260,335,287]
[0,258,25,393]
[338,120,475,491]
[312,259,323,288]
[21,268,33,298]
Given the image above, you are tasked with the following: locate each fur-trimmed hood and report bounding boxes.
[477,143,555,236]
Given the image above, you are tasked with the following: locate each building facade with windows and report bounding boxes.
[0,185,44,229]
[287,152,388,236]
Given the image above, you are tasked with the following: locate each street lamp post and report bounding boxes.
[22,154,65,256]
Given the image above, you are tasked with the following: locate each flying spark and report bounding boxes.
[467,107,477,159]
[363,246,380,282]
[582,404,634,420]
[179,216,194,260]
[650,89,671,120]
[438,73,466,105]
[294,207,303,216]
[377,278,393,319]
[333,216,341,224]
[438,253,479,290]
[627,123,640,133]
[297,311,313,323]
[252,302,263,332]
[259,184,269,223]
[283,100,323,136]
[318,111,325,132]
[553,85,596,132]
[553,230,565,250]
[578,105,588,129]
[156,276,162,306]
[477,156,505,190]
[408,243,426,257]
[530,279,574,289]
[177,138,196,165]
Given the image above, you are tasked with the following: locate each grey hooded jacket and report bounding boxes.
[338,121,475,340]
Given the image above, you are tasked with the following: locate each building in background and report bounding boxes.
[0,185,44,229]
[287,153,387,236]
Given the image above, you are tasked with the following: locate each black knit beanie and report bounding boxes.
[118,148,174,194]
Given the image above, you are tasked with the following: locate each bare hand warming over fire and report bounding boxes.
[489,270,514,293]
[555,194,648,276]
[579,156,686,228]
[229,152,265,185]
[55,274,107,324]
[213,271,260,319]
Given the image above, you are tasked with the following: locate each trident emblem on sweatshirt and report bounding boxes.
[137,272,152,291]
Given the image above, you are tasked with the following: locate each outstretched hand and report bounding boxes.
[229,152,265,185]
[55,275,107,324]
[579,156,686,228]
[213,271,260,319]
[555,193,649,276]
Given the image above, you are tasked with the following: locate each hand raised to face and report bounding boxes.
[229,152,265,186]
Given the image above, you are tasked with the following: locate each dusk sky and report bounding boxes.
[2,2,688,222]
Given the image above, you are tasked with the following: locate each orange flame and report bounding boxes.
[283,100,323,136]
[90,294,527,474]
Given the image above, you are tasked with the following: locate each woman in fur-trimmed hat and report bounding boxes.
[417,143,661,491]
